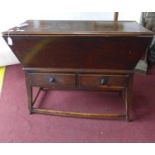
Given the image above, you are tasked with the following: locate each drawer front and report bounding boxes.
[29,73,76,88]
[79,74,129,90]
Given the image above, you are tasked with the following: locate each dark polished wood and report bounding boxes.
[2,20,153,36]
[32,108,126,119]
[4,35,152,70]
[79,74,129,89]
[2,20,153,121]
[29,73,76,88]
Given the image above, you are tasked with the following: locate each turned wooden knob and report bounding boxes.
[49,77,55,83]
[100,78,108,85]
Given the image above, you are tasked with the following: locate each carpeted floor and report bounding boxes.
[0,64,155,142]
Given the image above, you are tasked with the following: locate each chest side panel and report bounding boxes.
[4,35,152,70]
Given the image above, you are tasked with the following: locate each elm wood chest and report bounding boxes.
[2,20,153,121]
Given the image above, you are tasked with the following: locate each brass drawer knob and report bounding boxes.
[100,78,108,85]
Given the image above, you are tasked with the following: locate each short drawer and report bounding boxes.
[29,73,76,88]
[79,74,129,90]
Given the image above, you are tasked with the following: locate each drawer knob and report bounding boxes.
[49,77,55,83]
[100,78,108,85]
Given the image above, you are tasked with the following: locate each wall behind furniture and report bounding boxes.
[0,4,141,66]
